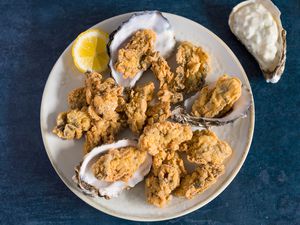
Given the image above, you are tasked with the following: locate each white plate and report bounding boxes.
[40,12,255,221]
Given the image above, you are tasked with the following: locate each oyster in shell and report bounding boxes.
[73,139,152,199]
[108,11,176,87]
[229,0,286,83]
[172,75,253,127]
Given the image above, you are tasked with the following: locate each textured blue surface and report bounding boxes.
[0,0,299,224]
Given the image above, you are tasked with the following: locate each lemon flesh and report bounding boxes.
[72,29,109,73]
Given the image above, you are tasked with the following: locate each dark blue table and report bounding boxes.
[1,0,299,224]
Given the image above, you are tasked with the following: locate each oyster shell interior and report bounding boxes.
[73,139,152,198]
[172,80,253,127]
[108,11,175,87]
[229,0,286,83]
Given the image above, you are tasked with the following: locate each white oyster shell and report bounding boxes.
[73,139,152,199]
[229,0,286,83]
[108,11,176,87]
[172,83,253,127]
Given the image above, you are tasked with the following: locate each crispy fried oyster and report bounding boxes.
[146,101,171,125]
[176,41,210,93]
[125,82,155,134]
[174,163,224,199]
[115,29,157,79]
[68,87,87,109]
[53,72,126,154]
[150,42,210,103]
[92,146,147,182]
[151,56,183,103]
[192,75,242,118]
[181,130,232,165]
[139,121,193,156]
[85,73,124,121]
[146,152,185,207]
[83,72,126,154]
[53,109,91,139]
[84,118,123,155]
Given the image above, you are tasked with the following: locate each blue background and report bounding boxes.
[0,0,299,224]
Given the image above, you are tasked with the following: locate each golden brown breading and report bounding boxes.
[192,75,242,118]
[145,152,185,207]
[151,151,186,176]
[92,146,147,182]
[53,71,126,154]
[139,121,193,156]
[68,87,87,109]
[86,76,124,121]
[174,163,224,199]
[181,130,232,165]
[125,82,155,134]
[151,56,183,103]
[115,29,157,79]
[84,118,122,154]
[146,101,171,125]
[176,41,210,93]
[151,56,174,89]
[53,109,91,139]
[85,71,103,105]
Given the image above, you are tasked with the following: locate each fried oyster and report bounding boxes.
[151,56,184,103]
[139,121,193,207]
[84,118,123,155]
[174,163,224,199]
[114,29,157,79]
[53,109,91,139]
[125,82,155,134]
[146,101,171,125]
[150,42,210,103]
[146,152,186,207]
[92,146,147,182]
[176,41,210,93]
[192,75,242,118]
[53,71,126,155]
[174,129,232,200]
[85,72,125,121]
[139,121,193,156]
[68,87,87,109]
[181,130,232,165]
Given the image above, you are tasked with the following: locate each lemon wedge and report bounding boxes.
[72,29,109,73]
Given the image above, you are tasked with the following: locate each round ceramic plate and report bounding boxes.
[40,12,255,221]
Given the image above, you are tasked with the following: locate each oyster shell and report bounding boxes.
[108,11,176,87]
[171,79,253,127]
[73,139,152,198]
[229,0,286,83]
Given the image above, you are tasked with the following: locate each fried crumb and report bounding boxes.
[176,41,210,93]
[53,109,91,139]
[125,82,155,134]
[92,146,147,182]
[115,29,157,79]
[181,130,232,165]
[174,163,224,199]
[139,121,193,156]
[192,75,242,118]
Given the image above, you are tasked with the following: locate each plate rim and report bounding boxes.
[40,11,255,222]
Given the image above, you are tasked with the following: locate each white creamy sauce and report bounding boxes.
[231,3,279,71]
